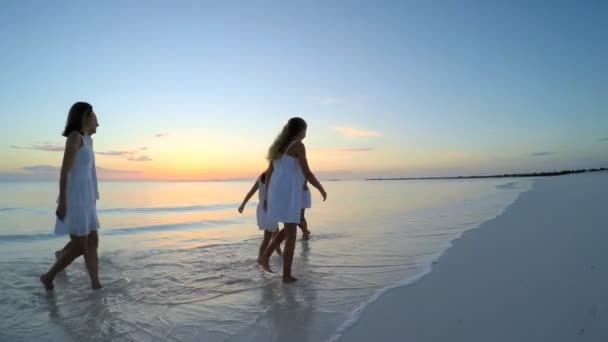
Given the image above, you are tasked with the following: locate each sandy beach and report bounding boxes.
[340,172,608,341]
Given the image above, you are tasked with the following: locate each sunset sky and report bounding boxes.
[1,1,606,181]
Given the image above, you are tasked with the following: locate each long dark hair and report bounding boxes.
[266,117,307,161]
[62,102,93,137]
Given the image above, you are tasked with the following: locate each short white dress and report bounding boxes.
[267,141,305,224]
[256,177,278,232]
[54,133,100,236]
[302,184,311,209]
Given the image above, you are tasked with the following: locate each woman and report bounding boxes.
[40,101,102,290]
[259,117,327,283]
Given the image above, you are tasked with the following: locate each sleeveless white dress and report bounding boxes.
[256,177,278,232]
[54,133,100,236]
[302,184,311,209]
[267,141,305,224]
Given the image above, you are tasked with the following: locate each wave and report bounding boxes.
[0,203,240,215]
[496,181,518,189]
[0,218,241,243]
[325,178,536,342]
[104,218,240,236]
[98,203,241,214]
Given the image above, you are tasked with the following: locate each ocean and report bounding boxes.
[0,178,532,342]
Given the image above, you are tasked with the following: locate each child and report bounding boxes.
[238,172,282,263]
[54,123,100,267]
[40,102,102,291]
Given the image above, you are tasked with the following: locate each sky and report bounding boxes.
[0,0,606,181]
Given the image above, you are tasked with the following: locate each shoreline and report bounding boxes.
[365,168,607,181]
[339,173,608,341]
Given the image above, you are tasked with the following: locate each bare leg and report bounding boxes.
[272,231,282,256]
[40,235,87,290]
[258,231,273,264]
[83,230,102,290]
[298,209,310,240]
[281,223,298,283]
[55,240,73,273]
[259,227,286,272]
[56,240,71,258]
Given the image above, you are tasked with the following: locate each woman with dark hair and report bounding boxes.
[259,117,327,283]
[40,102,102,290]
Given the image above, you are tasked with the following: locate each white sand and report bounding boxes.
[340,173,608,342]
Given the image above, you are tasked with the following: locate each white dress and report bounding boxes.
[256,177,278,232]
[54,133,100,236]
[302,184,311,209]
[267,141,305,224]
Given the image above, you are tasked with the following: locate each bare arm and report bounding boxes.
[294,142,326,201]
[57,132,81,217]
[238,180,259,213]
[91,138,99,200]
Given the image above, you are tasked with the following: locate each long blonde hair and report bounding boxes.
[267,117,307,161]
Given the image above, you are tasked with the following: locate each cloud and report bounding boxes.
[96,151,132,156]
[9,144,153,159]
[0,165,141,181]
[312,147,374,155]
[333,126,381,138]
[531,151,555,157]
[95,148,152,161]
[599,137,608,142]
[96,147,147,157]
[154,132,168,138]
[10,144,64,152]
[21,165,59,173]
[97,167,141,174]
[95,146,152,162]
[127,155,153,162]
[311,96,343,105]
[96,147,152,162]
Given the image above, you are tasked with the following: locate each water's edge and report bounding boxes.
[327,179,536,342]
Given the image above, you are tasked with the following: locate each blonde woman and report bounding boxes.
[259,117,327,283]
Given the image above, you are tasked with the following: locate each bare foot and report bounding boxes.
[302,231,311,241]
[92,282,103,290]
[259,259,274,273]
[282,275,298,283]
[40,274,54,291]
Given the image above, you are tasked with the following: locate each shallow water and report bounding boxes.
[0,179,532,342]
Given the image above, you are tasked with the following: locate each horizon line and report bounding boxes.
[2,166,606,183]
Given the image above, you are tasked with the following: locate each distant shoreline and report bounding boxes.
[365,168,607,181]
[1,168,605,183]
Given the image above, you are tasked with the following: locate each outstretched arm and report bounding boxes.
[295,142,326,201]
[238,180,259,213]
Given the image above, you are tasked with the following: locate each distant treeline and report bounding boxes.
[366,167,608,181]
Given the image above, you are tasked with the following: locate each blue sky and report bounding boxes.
[0,0,606,180]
